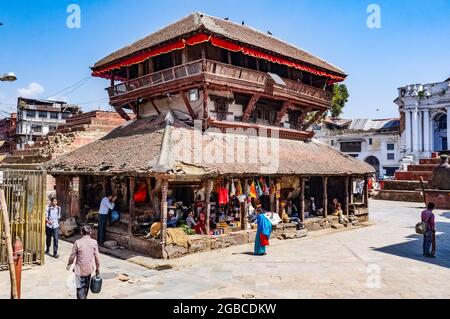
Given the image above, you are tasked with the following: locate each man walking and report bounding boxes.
[45,198,61,258]
[98,193,116,245]
[421,202,436,258]
[67,225,100,300]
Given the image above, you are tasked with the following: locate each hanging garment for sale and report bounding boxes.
[250,181,257,199]
[230,179,236,197]
[235,179,243,196]
[221,187,229,204]
[256,179,264,197]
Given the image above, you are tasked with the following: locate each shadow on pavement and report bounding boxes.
[373,221,450,268]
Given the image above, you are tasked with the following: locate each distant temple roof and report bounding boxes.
[322,117,400,132]
[46,112,373,177]
[92,12,346,80]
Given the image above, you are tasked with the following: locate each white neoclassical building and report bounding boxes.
[395,78,450,160]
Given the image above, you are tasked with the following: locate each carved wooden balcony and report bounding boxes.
[107,59,332,108]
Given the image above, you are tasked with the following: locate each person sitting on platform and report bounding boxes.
[186,209,198,230]
[333,199,348,224]
[167,210,178,228]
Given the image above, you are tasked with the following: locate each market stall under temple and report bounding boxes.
[45,12,374,259]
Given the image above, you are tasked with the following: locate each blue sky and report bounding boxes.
[0,0,449,119]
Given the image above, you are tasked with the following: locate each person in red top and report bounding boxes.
[421,202,436,258]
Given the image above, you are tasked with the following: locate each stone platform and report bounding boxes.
[424,190,450,209]
[375,153,441,202]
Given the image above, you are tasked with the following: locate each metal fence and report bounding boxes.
[0,170,47,267]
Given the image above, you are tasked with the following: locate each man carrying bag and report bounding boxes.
[67,226,101,299]
[416,202,436,258]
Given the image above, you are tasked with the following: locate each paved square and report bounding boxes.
[1,199,449,299]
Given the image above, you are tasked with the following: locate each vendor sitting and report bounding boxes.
[186,209,198,229]
[167,210,178,228]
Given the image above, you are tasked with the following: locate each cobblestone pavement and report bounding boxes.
[1,199,449,299]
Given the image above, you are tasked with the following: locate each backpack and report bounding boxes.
[416,214,431,235]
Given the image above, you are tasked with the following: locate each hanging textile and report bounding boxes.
[276,182,282,199]
[230,179,236,197]
[264,178,270,196]
[235,179,243,196]
[133,181,148,203]
[255,179,264,198]
[249,181,257,199]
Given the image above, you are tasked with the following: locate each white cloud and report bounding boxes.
[17,82,44,98]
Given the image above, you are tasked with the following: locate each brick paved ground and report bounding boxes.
[1,199,449,299]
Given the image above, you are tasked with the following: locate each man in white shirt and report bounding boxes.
[45,198,62,258]
[98,193,116,245]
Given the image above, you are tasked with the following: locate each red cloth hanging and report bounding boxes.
[133,181,148,203]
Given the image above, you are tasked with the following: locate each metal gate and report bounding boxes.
[0,170,47,267]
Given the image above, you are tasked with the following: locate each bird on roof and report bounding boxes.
[242,20,245,25]
[267,31,272,35]
[224,17,229,21]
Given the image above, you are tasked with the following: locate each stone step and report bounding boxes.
[375,190,424,203]
[381,180,428,191]
[419,158,441,165]
[395,171,433,181]
[407,164,437,172]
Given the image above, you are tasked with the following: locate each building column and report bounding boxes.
[160,179,169,244]
[204,179,213,233]
[404,109,412,154]
[322,177,328,219]
[128,177,136,235]
[447,107,450,151]
[344,177,350,216]
[412,108,419,154]
[423,109,431,155]
[418,111,423,153]
[299,177,305,222]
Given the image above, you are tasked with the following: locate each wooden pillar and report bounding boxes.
[204,179,213,234]
[364,177,369,208]
[160,179,169,244]
[275,179,280,216]
[148,59,154,74]
[300,177,305,222]
[345,177,350,216]
[181,48,188,64]
[128,177,136,235]
[110,71,115,87]
[323,177,328,218]
[202,85,209,129]
[138,63,145,77]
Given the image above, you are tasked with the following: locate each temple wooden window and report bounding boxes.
[258,59,269,73]
[291,69,304,82]
[270,63,288,79]
[206,44,221,62]
[251,100,280,125]
[210,95,234,121]
[153,52,173,72]
[230,51,244,67]
[128,64,139,79]
[187,44,203,62]
[219,48,229,63]
[288,110,303,129]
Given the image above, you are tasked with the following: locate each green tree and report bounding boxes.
[331,84,349,119]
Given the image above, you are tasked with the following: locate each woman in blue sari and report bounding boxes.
[254,211,273,256]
